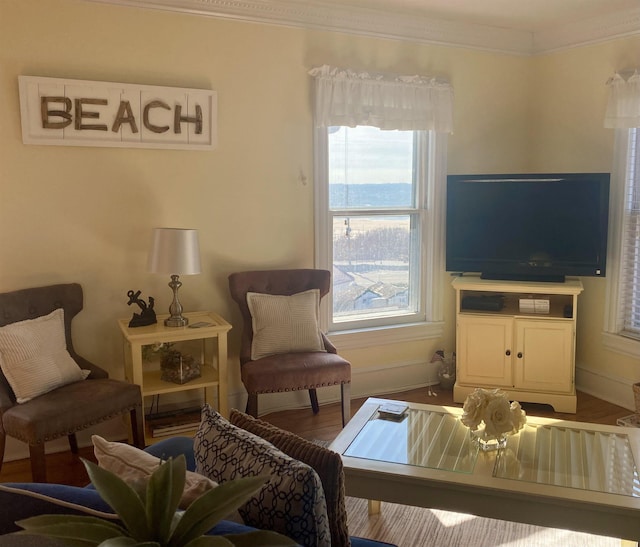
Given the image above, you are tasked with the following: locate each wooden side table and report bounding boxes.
[117,311,232,445]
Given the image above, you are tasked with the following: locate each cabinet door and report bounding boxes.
[457,315,513,387]
[513,319,574,393]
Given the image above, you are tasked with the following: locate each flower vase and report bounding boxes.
[470,426,508,451]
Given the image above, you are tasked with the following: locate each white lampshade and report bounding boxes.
[147,228,202,275]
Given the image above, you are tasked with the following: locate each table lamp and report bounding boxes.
[147,227,201,327]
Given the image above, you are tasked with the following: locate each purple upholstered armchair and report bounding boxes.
[228,269,351,426]
[0,283,144,482]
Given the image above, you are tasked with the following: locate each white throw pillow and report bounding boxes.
[0,308,87,403]
[92,435,218,509]
[246,289,326,360]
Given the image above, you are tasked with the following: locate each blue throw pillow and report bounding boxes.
[0,482,256,538]
[4,482,113,511]
[144,435,197,471]
[0,483,114,535]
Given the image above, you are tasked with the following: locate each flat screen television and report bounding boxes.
[445,173,610,282]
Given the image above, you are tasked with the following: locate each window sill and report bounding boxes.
[328,321,444,350]
[602,332,640,359]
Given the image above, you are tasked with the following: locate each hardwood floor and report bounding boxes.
[0,386,632,487]
[265,385,633,440]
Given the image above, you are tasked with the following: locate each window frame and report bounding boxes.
[314,126,447,342]
[603,127,640,358]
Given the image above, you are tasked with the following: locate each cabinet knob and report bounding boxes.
[505,350,511,356]
[517,352,523,359]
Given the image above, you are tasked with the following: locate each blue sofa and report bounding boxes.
[0,437,396,547]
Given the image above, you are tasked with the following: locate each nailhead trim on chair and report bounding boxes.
[250,380,351,395]
[7,403,142,444]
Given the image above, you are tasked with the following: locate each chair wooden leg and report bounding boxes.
[29,443,47,483]
[341,382,351,427]
[309,389,319,414]
[0,430,5,474]
[68,433,78,454]
[246,394,258,418]
[130,407,145,448]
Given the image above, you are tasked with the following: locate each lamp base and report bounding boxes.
[164,274,188,328]
[164,315,188,328]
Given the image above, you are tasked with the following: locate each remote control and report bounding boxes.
[378,403,408,418]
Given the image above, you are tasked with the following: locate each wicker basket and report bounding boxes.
[633,382,640,414]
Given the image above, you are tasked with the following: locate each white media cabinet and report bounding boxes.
[452,275,584,413]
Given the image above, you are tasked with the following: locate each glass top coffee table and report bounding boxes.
[330,397,640,542]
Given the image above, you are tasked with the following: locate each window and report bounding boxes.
[605,128,640,346]
[602,71,639,356]
[315,125,447,333]
[326,126,425,329]
[309,65,453,336]
[619,128,640,338]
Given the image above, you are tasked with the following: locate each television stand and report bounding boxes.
[480,272,566,283]
[452,275,583,413]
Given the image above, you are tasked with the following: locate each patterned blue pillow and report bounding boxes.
[194,404,330,547]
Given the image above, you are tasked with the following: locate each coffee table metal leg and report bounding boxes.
[368,500,381,515]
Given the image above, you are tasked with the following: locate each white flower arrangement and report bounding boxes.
[461,388,527,438]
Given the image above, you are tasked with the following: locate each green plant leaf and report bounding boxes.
[16,515,126,546]
[100,539,159,547]
[82,458,151,540]
[168,475,268,547]
[16,464,294,547]
[170,510,184,535]
[17,514,126,534]
[17,534,98,547]
[222,531,298,547]
[182,531,296,547]
[146,456,186,542]
[182,536,235,547]
[129,476,150,503]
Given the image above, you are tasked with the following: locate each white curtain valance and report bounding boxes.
[605,71,640,129]
[309,65,453,133]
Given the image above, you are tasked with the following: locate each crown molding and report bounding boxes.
[87,0,640,56]
[533,6,640,54]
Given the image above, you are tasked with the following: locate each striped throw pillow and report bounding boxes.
[246,289,325,360]
[0,308,86,403]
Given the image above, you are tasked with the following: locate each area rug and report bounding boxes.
[345,497,620,547]
[312,439,620,546]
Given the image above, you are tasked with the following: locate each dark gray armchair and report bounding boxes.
[0,283,144,482]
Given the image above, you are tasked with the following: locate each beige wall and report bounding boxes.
[1,0,638,416]
[530,38,640,386]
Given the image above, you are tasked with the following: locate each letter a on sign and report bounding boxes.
[18,76,217,151]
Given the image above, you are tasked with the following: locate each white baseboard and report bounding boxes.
[242,362,639,417]
[575,364,636,412]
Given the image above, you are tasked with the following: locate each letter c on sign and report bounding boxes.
[143,100,171,133]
